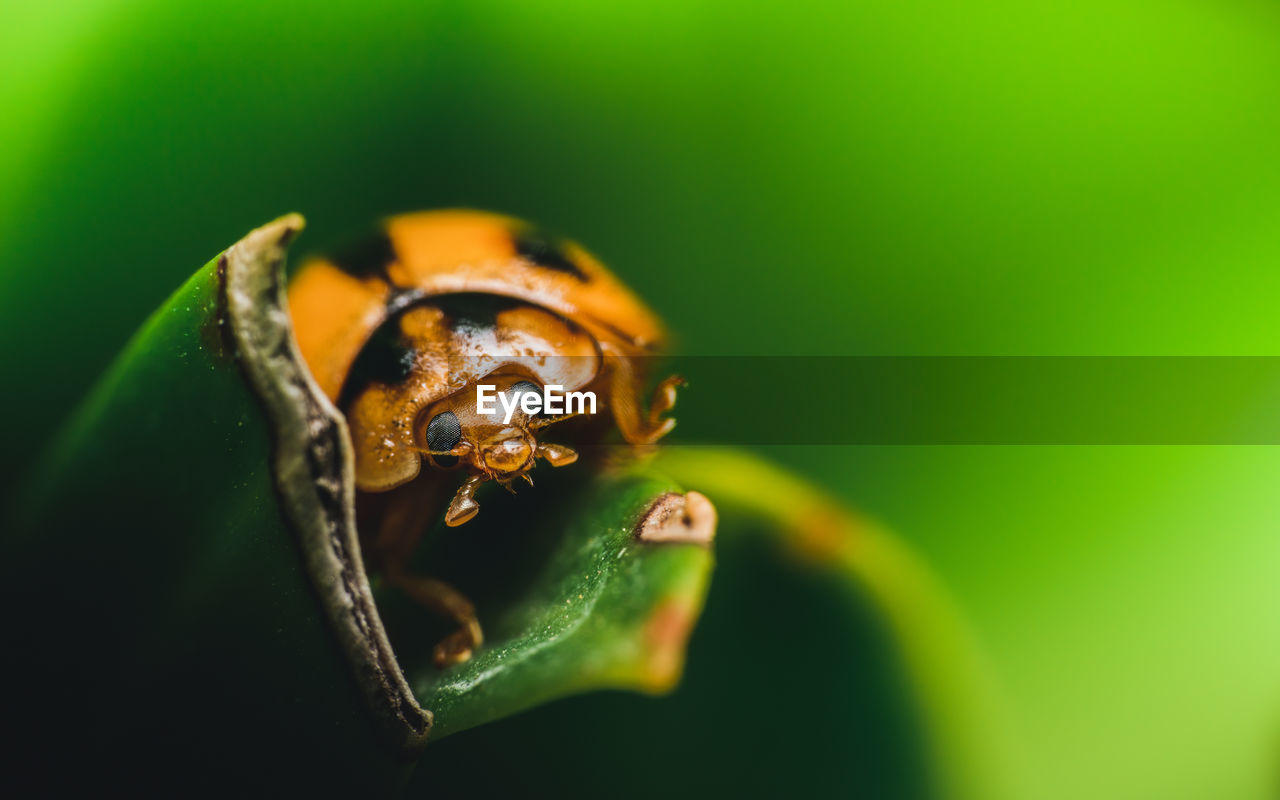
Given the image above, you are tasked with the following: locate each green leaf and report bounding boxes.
[1,216,716,791]
[652,448,1020,800]
[398,446,1015,800]
[393,472,714,739]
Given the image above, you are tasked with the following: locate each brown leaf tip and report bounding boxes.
[636,491,717,546]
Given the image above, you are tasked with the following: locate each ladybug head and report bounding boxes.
[416,374,579,526]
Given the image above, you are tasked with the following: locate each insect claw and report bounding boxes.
[522,474,535,487]
[445,492,479,526]
[537,442,578,467]
[445,475,485,526]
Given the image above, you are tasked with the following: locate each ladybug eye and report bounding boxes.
[426,411,461,453]
[506,381,544,418]
[508,381,541,401]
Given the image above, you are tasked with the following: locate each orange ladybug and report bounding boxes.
[287,210,682,666]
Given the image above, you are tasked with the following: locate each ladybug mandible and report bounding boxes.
[287,210,682,665]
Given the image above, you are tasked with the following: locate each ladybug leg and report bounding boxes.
[365,482,484,668]
[605,351,684,445]
[445,473,486,527]
[645,374,685,430]
[384,571,484,668]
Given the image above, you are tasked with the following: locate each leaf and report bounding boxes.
[3,216,421,791]
[652,448,1020,800]
[0,216,717,792]
[400,446,1016,800]
[391,471,715,739]
[370,466,716,752]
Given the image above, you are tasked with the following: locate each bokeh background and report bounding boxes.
[4,1,1280,798]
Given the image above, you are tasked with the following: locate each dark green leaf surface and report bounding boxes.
[4,226,413,792]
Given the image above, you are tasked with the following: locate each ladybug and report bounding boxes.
[287,210,683,666]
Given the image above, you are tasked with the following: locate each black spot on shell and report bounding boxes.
[338,320,415,408]
[433,293,524,334]
[509,380,541,399]
[507,380,549,419]
[330,230,398,279]
[514,228,588,281]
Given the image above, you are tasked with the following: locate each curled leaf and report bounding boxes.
[1,216,717,791]
[400,472,715,739]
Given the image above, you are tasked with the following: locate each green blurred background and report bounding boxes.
[3,1,1280,797]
